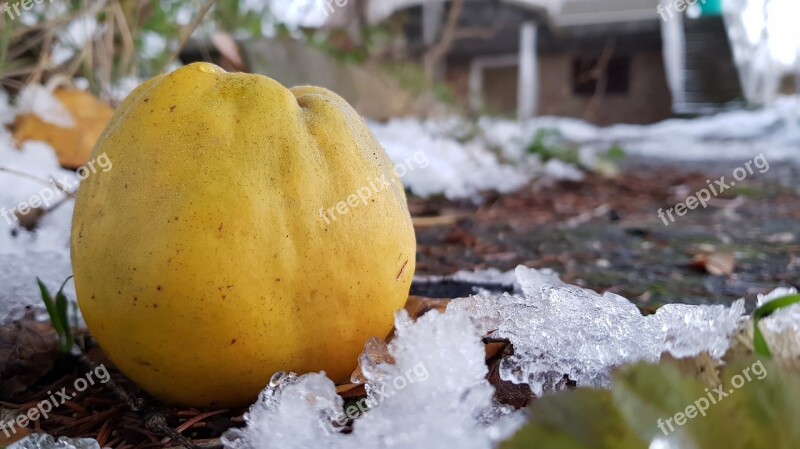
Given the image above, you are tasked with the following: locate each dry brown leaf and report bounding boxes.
[0,310,60,398]
[412,214,462,228]
[13,89,114,169]
[335,383,367,399]
[486,357,533,409]
[690,251,735,275]
[403,295,449,319]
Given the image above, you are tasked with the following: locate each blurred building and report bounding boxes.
[375,0,744,125]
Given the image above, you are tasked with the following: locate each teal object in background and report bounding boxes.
[699,0,723,16]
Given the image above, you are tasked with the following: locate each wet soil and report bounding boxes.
[410,166,800,308]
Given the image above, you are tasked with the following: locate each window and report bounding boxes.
[572,56,630,95]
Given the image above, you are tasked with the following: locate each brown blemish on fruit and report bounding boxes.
[396,259,409,280]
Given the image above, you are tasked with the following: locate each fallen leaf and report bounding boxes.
[0,310,60,398]
[403,295,449,319]
[13,89,114,169]
[690,251,735,275]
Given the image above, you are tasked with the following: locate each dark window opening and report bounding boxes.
[572,56,630,95]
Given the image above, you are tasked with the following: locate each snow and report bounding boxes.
[370,96,800,200]
[368,118,533,199]
[450,268,518,287]
[15,85,75,128]
[8,434,100,449]
[221,265,768,448]
[0,95,77,321]
[448,266,746,396]
[756,286,800,334]
[222,310,524,449]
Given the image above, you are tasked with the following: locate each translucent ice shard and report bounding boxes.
[222,372,347,449]
[449,265,747,396]
[654,301,746,359]
[8,434,100,449]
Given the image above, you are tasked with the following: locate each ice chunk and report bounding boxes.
[8,434,100,449]
[352,310,498,449]
[449,266,746,396]
[223,310,523,449]
[222,372,348,449]
[450,266,664,395]
[654,301,746,359]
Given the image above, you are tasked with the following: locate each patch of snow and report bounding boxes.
[448,266,746,396]
[756,286,800,334]
[15,86,74,128]
[8,434,100,449]
[140,31,168,60]
[223,310,524,449]
[0,126,77,321]
[372,97,800,199]
[370,118,532,200]
[450,268,517,287]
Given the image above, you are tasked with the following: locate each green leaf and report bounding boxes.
[605,144,627,162]
[501,389,646,449]
[503,358,800,448]
[752,294,800,357]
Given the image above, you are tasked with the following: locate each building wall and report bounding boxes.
[537,50,672,125]
[446,49,673,125]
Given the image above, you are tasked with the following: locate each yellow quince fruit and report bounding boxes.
[71,63,416,407]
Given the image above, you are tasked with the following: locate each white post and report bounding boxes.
[422,0,443,47]
[469,60,484,112]
[518,21,538,119]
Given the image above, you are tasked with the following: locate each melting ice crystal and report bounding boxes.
[448,266,746,396]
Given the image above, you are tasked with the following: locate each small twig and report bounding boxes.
[146,413,198,449]
[161,0,217,72]
[77,353,146,412]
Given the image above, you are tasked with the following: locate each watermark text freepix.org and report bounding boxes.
[319,150,429,225]
[319,0,348,18]
[1,152,113,227]
[3,0,56,21]
[657,153,769,226]
[319,361,429,434]
[656,359,767,436]
[0,364,111,437]
[657,0,708,22]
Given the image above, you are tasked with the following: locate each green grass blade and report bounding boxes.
[37,277,65,337]
[54,276,75,353]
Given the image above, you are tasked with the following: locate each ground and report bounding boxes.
[1,162,798,448]
[411,164,800,307]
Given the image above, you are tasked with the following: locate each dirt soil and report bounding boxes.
[410,166,800,308]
